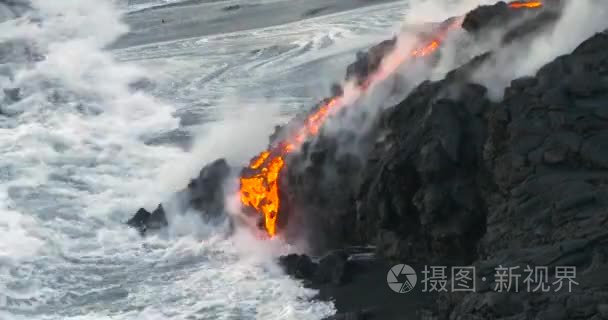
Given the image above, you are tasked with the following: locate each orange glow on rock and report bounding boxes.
[238,11,528,237]
[509,1,543,9]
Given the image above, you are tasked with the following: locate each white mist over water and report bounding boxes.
[0,0,411,318]
[0,0,341,318]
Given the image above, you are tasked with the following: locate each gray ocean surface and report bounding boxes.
[0,0,406,319]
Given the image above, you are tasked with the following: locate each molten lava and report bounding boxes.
[239,24,458,237]
[239,97,343,237]
[239,1,543,237]
[509,1,543,9]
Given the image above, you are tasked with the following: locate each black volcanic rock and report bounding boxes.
[356,79,490,266]
[126,2,608,318]
[431,30,608,320]
[279,15,608,320]
[462,0,563,44]
[207,1,608,317]
[346,37,396,85]
[126,204,167,235]
[462,1,512,32]
[314,251,350,285]
[278,250,353,286]
[279,254,317,280]
[187,158,230,216]
[127,158,230,234]
[126,208,151,233]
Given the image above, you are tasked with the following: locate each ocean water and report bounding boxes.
[0,0,406,319]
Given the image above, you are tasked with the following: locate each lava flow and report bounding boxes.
[239,22,459,237]
[508,1,543,9]
[239,1,543,237]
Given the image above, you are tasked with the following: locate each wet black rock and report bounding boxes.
[431,31,608,320]
[278,254,317,280]
[462,0,563,44]
[187,158,231,216]
[314,251,350,285]
[278,250,351,286]
[127,158,231,234]
[126,204,167,235]
[279,252,377,320]
[126,2,608,318]
[279,13,608,320]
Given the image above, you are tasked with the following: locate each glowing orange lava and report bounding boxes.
[239,25,456,237]
[239,1,542,237]
[509,1,543,9]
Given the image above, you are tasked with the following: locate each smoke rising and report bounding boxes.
[403,0,495,25]
[157,96,285,192]
[276,0,608,251]
[158,97,289,241]
[0,0,187,264]
[471,0,608,98]
[308,0,608,152]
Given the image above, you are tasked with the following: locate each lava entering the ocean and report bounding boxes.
[239,1,543,237]
[238,22,459,237]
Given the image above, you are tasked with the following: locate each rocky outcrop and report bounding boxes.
[462,0,563,44]
[259,0,608,317]
[279,250,351,286]
[279,22,608,320]
[126,158,231,234]
[125,1,608,318]
[430,30,608,320]
[127,204,167,234]
[278,248,390,320]
[187,158,231,216]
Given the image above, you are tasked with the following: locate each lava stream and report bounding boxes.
[239,1,543,237]
[509,1,543,9]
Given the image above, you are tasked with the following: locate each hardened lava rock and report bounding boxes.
[281,30,608,319]
[127,158,231,234]
[462,0,564,44]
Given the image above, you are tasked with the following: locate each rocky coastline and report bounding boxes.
[128,1,608,319]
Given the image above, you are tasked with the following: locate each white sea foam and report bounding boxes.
[0,0,406,318]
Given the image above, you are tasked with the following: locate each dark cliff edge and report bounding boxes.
[280,30,608,320]
[127,1,608,319]
[276,2,608,319]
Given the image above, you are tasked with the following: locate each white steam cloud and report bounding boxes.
[0,0,184,264]
[278,0,608,250]
[472,0,608,98]
[403,0,495,25]
[323,0,608,140]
